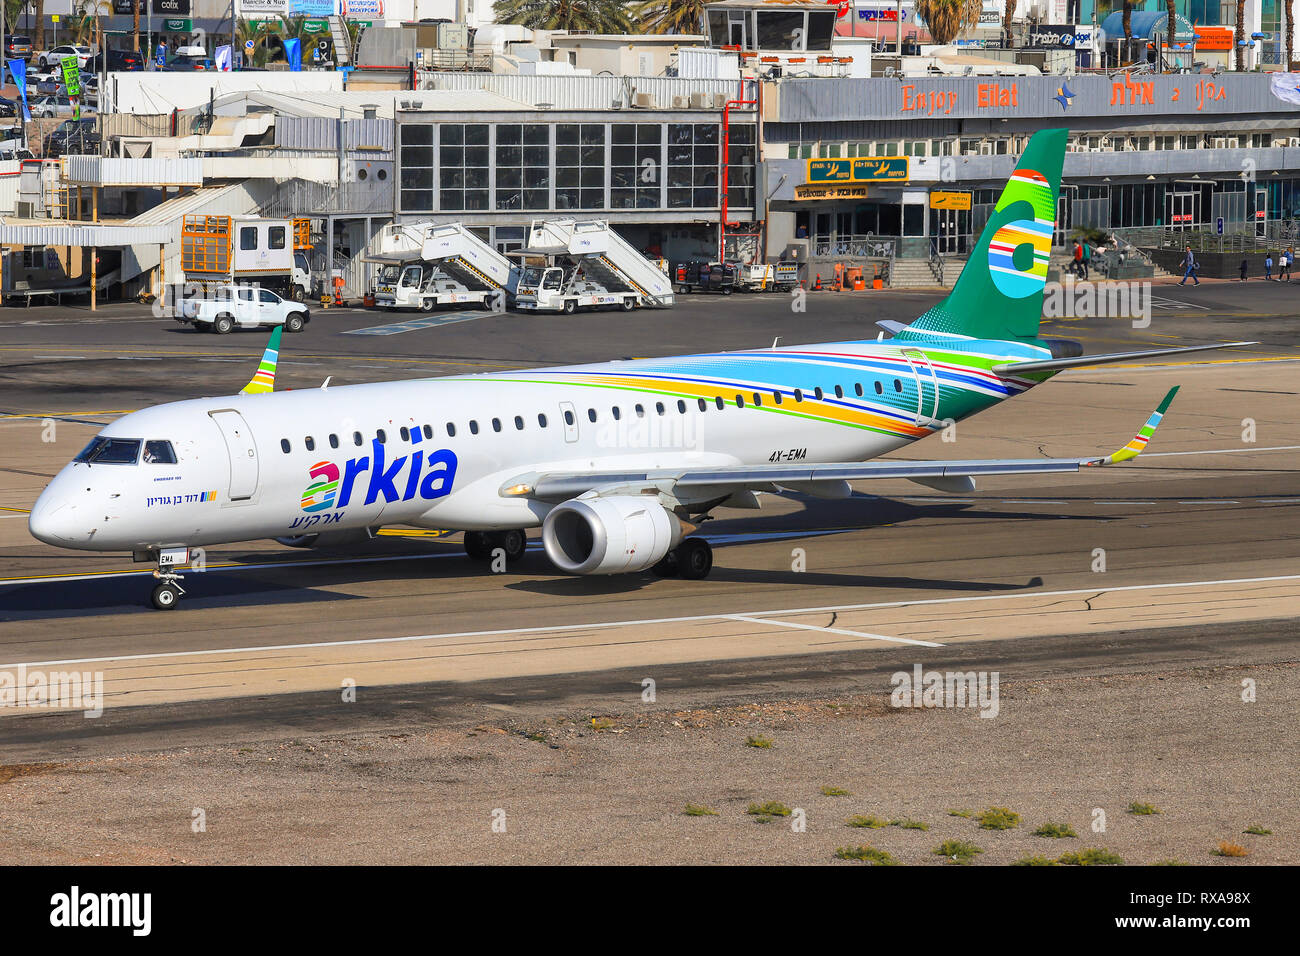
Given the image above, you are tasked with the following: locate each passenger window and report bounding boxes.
[353,431,363,445]
[514,416,524,430]
[587,408,597,422]
[794,389,803,402]
[376,429,387,443]
[492,418,502,432]
[400,426,409,441]
[143,440,176,464]
[280,439,291,454]
[612,407,621,421]
[677,400,686,413]
[814,387,824,400]
[538,413,548,428]
[834,385,844,398]
[469,420,479,435]
[772,392,782,405]
[423,425,433,439]
[893,379,902,392]
[697,398,707,412]
[238,287,255,301]
[655,402,665,415]
[854,383,864,397]
[874,381,883,395]
[329,434,339,449]
[447,423,457,437]
[635,404,645,417]
[735,394,745,408]
[258,289,279,304]
[305,436,315,451]
[715,396,724,410]
[564,410,574,426]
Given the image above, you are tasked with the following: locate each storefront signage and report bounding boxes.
[1027,25,1094,48]
[807,156,909,183]
[795,183,870,201]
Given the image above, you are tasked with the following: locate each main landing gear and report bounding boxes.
[464,530,527,564]
[651,537,713,580]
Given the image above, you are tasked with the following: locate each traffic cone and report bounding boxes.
[813,273,822,291]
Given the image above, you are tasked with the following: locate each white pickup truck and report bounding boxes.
[177,285,310,334]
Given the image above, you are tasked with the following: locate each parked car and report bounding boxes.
[85,49,144,72]
[37,45,93,70]
[4,36,33,60]
[0,97,16,118]
[34,76,62,96]
[29,95,78,119]
[177,286,310,334]
[43,118,100,158]
[163,54,214,71]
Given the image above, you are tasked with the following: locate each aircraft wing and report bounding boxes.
[501,388,1179,503]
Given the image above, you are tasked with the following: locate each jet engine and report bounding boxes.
[542,495,682,575]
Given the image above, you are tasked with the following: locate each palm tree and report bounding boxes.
[633,0,706,35]
[492,0,635,34]
[1287,0,1294,68]
[236,18,272,68]
[914,0,982,46]
[1003,0,1015,48]
[33,0,46,53]
[1122,0,1133,64]
[133,0,140,53]
[1234,0,1244,70]
[1166,0,1175,70]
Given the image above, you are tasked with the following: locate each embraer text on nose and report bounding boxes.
[49,886,151,937]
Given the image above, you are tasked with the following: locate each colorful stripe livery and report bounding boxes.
[1090,386,1180,465]
[301,460,340,512]
[469,338,1053,441]
[199,490,217,502]
[242,326,283,395]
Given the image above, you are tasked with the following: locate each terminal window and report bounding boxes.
[611,123,664,209]
[437,123,490,212]
[398,123,434,211]
[667,123,722,209]
[556,123,606,210]
[495,123,551,211]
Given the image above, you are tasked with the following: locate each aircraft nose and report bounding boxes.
[28,475,82,546]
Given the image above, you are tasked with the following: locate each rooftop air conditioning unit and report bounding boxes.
[712,93,728,108]
[689,91,708,109]
[1289,136,1300,147]
[633,92,655,108]
[671,95,689,109]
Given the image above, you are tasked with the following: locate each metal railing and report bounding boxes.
[260,178,394,218]
[812,234,897,258]
[1114,221,1300,254]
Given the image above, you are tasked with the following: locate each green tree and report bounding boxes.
[33,0,46,52]
[633,0,707,35]
[1286,0,1294,68]
[236,18,272,68]
[492,0,635,34]
[914,0,982,46]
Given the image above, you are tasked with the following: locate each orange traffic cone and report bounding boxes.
[813,273,822,291]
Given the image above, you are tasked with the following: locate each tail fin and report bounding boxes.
[241,327,282,395]
[902,128,1068,343]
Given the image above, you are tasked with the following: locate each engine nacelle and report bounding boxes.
[542,495,682,575]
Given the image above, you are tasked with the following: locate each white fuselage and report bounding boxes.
[29,339,1021,554]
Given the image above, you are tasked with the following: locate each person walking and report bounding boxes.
[1179,245,1198,286]
[1081,239,1092,280]
[1265,252,1273,280]
[1240,258,1249,281]
[1281,249,1290,281]
[1072,240,1083,278]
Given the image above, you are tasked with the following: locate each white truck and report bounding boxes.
[369,222,517,312]
[176,285,310,334]
[513,219,673,313]
[182,215,313,301]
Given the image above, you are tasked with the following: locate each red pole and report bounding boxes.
[720,90,756,263]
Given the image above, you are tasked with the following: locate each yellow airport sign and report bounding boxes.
[929,190,972,211]
[807,156,909,184]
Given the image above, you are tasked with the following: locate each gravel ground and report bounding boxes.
[1,661,1294,865]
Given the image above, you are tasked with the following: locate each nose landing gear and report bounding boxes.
[150,569,187,610]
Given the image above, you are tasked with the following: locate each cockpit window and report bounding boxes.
[74,437,142,464]
[143,440,177,464]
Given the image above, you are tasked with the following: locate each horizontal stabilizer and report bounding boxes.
[993,341,1254,374]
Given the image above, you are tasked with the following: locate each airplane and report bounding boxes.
[29,128,1253,610]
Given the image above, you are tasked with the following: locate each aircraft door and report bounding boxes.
[558,401,579,443]
[209,409,259,500]
[900,348,940,427]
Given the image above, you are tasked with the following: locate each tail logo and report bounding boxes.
[986,169,1055,299]
[301,460,340,513]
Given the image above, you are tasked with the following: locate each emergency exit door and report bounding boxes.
[209,409,259,500]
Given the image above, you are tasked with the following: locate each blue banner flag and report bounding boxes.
[283,38,302,72]
[9,58,31,122]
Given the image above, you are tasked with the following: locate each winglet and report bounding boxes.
[1086,386,1179,466]
[241,327,282,395]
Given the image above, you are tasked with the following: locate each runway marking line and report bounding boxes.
[6,573,1300,671]
[724,613,941,648]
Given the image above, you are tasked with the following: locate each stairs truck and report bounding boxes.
[514,218,674,313]
[369,222,518,312]
[181,215,312,301]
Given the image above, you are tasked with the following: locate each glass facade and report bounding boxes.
[397,119,757,217]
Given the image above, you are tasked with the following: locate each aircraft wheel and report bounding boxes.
[464,531,493,561]
[151,582,181,610]
[650,549,679,578]
[491,529,528,561]
[676,538,713,580]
